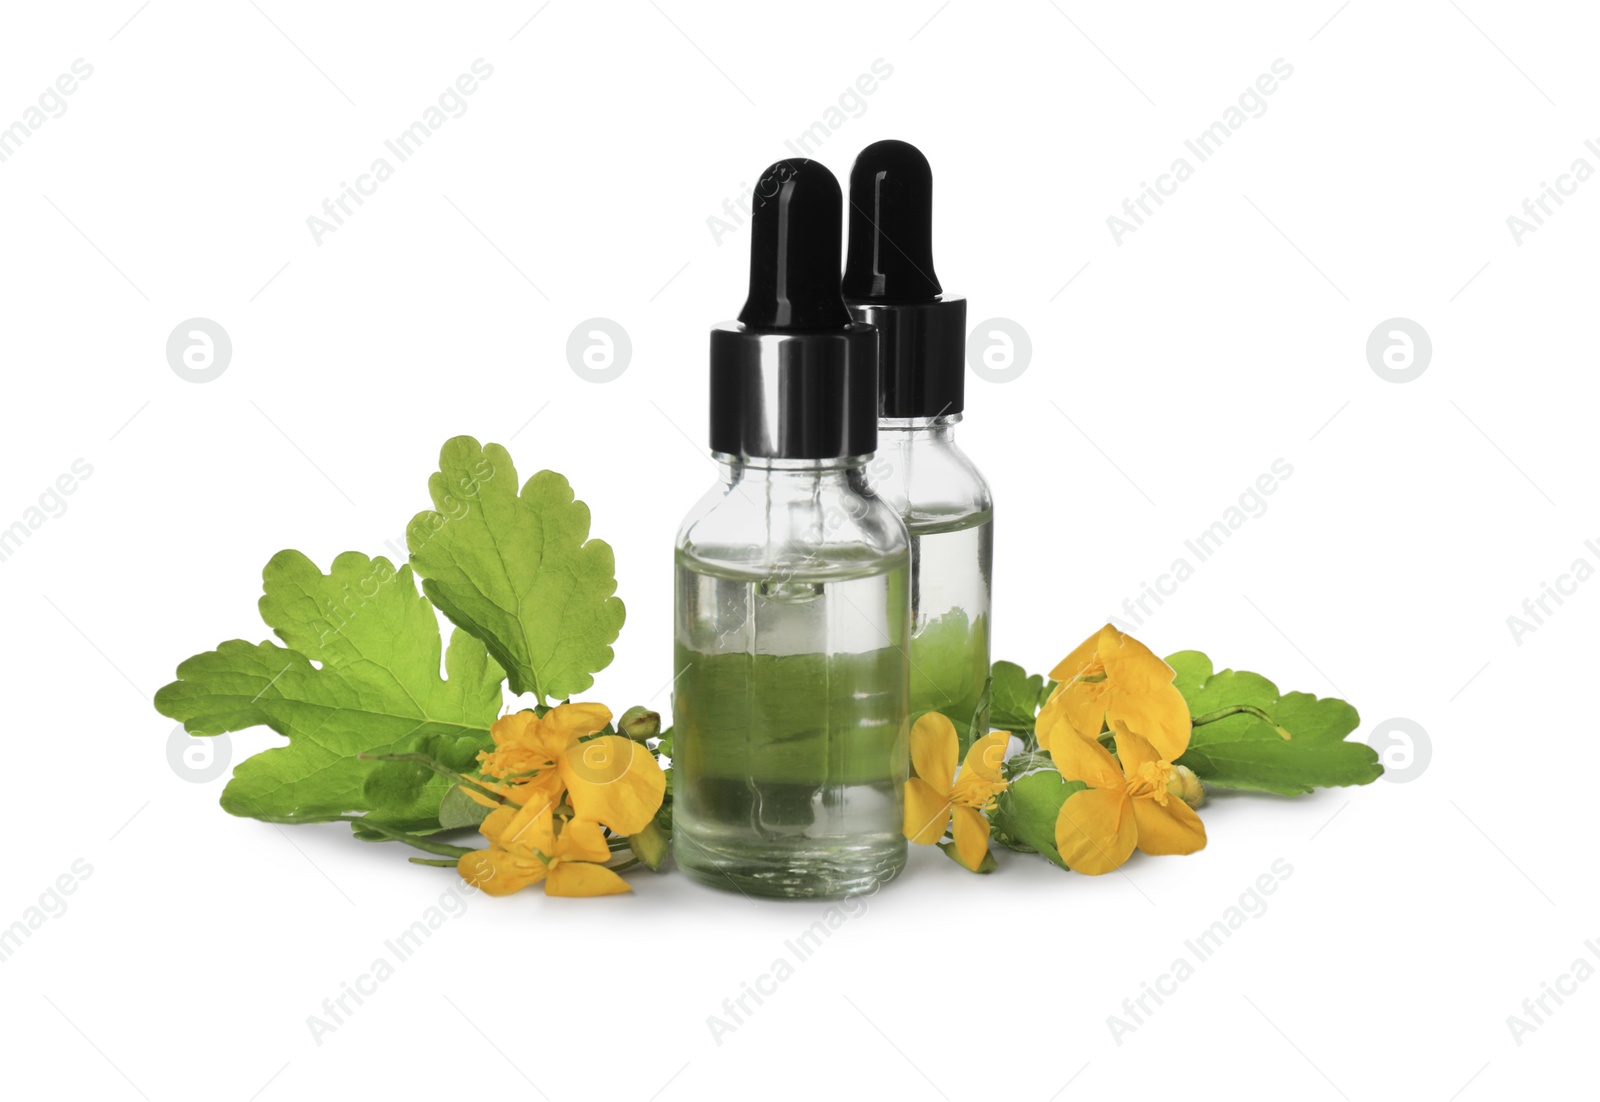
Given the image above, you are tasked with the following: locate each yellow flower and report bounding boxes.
[903,712,1010,872]
[470,702,665,835]
[1037,625,1191,761]
[457,798,630,897]
[1048,723,1206,875]
[475,701,612,789]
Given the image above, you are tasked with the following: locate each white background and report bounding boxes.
[1,2,1593,1099]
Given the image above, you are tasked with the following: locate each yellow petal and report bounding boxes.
[1112,726,1160,774]
[903,777,952,844]
[950,805,991,871]
[1059,680,1111,742]
[515,771,567,807]
[461,778,517,810]
[1098,626,1167,683]
[463,788,498,810]
[556,818,612,863]
[484,795,557,855]
[1108,679,1191,762]
[542,702,614,745]
[1132,793,1207,856]
[961,731,1009,784]
[1035,688,1063,751]
[559,735,666,835]
[909,711,959,786]
[1094,631,1191,760]
[1047,626,1107,683]
[952,732,1010,808]
[1045,724,1123,790]
[1054,787,1137,875]
[458,847,546,896]
[478,804,518,844]
[546,861,632,897]
[490,709,539,744]
[1037,681,1107,750]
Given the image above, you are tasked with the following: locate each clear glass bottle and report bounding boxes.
[872,414,993,743]
[844,140,993,747]
[672,157,911,898]
[674,457,910,898]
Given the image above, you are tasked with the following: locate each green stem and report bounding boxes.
[338,817,474,858]
[1190,704,1278,728]
[408,857,461,868]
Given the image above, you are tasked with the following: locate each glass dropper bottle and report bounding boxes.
[672,158,911,899]
[844,139,993,750]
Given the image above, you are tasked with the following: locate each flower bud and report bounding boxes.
[1166,764,1205,808]
[628,819,669,871]
[618,705,660,742]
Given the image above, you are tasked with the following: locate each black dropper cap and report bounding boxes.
[710,159,878,460]
[843,140,966,419]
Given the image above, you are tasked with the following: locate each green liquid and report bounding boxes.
[909,608,990,748]
[904,510,994,749]
[672,559,909,898]
[673,645,908,789]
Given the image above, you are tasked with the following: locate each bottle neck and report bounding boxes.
[878,413,961,441]
[713,454,869,485]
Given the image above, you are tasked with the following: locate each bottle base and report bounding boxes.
[674,836,905,900]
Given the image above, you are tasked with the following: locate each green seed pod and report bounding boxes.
[618,705,660,743]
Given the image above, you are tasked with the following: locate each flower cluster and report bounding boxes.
[903,625,1209,877]
[903,712,1010,871]
[1039,625,1206,874]
[456,703,665,897]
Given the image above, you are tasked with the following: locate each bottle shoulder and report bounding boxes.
[871,432,993,526]
[676,473,910,578]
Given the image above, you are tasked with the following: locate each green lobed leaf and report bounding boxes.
[989,660,1048,732]
[437,784,493,830]
[407,437,624,702]
[1166,650,1382,795]
[990,751,1086,869]
[153,550,505,826]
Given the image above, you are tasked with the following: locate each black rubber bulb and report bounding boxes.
[843,139,943,303]
[738,159,852,331]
